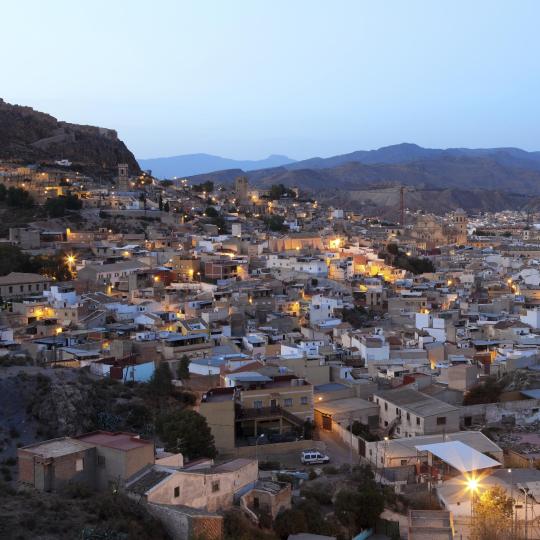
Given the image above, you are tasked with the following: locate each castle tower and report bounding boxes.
[117,163,129,191]
[234,176,248,202]
[452,208,468,244]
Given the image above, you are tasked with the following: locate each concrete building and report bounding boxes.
[18,431,154,492]
[126,458,258,513]
[373,387,460,438]
[0,272,53,299]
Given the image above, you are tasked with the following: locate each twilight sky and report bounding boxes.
[2,0,540,160]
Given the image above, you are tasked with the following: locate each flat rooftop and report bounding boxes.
[75,431,152,451]
[20,437,94,458]
[315,397,377,416]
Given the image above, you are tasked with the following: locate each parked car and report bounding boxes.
[300,450,330,465]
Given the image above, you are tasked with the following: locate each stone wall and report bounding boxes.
[460,398,540,426]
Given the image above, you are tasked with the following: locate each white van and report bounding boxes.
[300,450,330,465]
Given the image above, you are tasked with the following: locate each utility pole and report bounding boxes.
[399,186,405,227]
[524,486,530,540]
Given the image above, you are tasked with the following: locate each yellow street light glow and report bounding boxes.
[467,478,479,492]
[66,254,76,265]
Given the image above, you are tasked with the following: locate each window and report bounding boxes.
[284,398,293,407]
[212,481,220,492]
[384,403,388,411]
[384,421,388,427]
[401,459,407,466]
[416,417,420,426]
[76,458,84,472]
[436,417,447,425]
[254,400,263,409]
[174,486,180,498]
[406,412,410,421]
[396,427,401,434]
[8,286,12,293]
[300,396,308,405]
[97,455,106,467]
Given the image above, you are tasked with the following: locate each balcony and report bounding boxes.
[236,406,304,428]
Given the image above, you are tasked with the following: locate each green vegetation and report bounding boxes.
[156,409,217,459]
[471,486,514,540]
[192,181,214,193]
[0,245,71,280]
[0,483,168,540]
[381,243,436,275]
[341,306,373,328]
[334,464,384,536]
[147,362,174,399]
[223,508,277,540]
[264,215,287,232]
[0,184,34,208]
[44,193,82,217]
[176,355,191,380]
[351,420,380,442]
[463,376,504,405]
[268,184,296,200]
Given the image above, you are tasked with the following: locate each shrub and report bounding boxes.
[322,465,338,475]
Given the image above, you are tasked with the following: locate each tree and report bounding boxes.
[44,193,82,217]
[274,508,308,539]
[156,409,216,459]
[176,355,190,380]
[192,181,214,193]
[139,192,147,211]
[268,184,296,200]
[148,362,173,398]
[472,486,513,540]
[5,186,34,208]
[335,484,384,534]
[264,215,287,232]
[204,206,219,218]
[463,376,503,405]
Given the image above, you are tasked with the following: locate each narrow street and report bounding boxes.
[316,428,360,466]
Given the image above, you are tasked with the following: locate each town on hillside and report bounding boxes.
[0,162,539,540]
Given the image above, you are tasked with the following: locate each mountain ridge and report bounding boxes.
[138,153,295,179]
[0,98,140,177]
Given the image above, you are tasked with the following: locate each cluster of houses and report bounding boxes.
[3,164,540,538]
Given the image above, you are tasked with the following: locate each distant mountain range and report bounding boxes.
[140,143,540,179]
[185,143,540,214]
[138,153,296,178]
[0,98,140,177]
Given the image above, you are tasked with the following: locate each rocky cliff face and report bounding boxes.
[0,99,140,177]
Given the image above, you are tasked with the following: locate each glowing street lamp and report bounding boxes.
[65,254,76,275]
[467,478,479,492]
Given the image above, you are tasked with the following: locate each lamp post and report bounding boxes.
[65,253,76,277]
[522,486,530,540]
[255,433,265,463]
[467,476,479,536]
[508,468,515,537]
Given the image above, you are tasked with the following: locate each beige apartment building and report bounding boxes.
[0,272,53,300]
[200,376,314,453]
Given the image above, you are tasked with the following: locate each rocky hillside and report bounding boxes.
[0,99,140,177]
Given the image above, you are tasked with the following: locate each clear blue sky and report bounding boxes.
[3,0,540,160]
